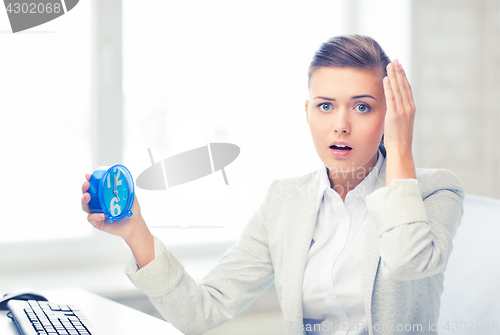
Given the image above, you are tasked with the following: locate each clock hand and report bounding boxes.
[114,174,120,202]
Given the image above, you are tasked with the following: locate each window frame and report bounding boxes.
[2,0,410,275]
[1,0,234,276]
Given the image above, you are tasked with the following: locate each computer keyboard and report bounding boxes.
[7,299,98,335]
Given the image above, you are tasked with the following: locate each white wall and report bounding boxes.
[411,0,500,198]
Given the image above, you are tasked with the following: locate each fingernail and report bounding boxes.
[99,214,105,219]
[388,63,394,71]
[398,62,403,70]
[383,76,389,83]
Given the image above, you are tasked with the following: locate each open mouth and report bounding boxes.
[329,144,352,151]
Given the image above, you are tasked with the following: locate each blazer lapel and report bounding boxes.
[281,170,321,327]
[361,158,387,325]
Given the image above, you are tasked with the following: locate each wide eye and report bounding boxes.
[355,103,371,113]
[318,103,332,112]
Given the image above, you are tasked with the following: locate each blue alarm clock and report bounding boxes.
[88,164,135,223]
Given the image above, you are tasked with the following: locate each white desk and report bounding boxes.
[0,287,183,335]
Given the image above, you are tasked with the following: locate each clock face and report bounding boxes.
[102,166,130,217]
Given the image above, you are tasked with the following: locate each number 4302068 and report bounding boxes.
[6,2,62,14]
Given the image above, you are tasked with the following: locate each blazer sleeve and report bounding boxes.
[125,180,278,335]
[365,169,464,281]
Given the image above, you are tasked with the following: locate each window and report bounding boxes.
[1,0,411,270]
[122,0,411,246]
[0,1,92,243]
[356,0,412,79]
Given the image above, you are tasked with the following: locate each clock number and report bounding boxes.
[113,167,123,186]
[110,198,121,216]
[107,174,111,188]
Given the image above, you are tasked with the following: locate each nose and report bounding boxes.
[332,110,350,134]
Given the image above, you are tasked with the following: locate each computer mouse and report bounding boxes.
[0,289,48,311]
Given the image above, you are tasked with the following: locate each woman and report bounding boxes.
[81,35,464,335]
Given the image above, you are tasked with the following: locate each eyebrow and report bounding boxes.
[314,95,377,101]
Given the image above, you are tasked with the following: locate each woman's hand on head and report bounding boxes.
[81,173,145,243]
[382,59,417,184]
[382,59,416,155]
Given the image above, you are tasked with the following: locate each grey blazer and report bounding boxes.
[126,158,464,335]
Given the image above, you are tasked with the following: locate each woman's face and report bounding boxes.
[305,66,386,177]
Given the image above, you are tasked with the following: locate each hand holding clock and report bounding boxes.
[81,174,155,268]
[81,173,140,239]
[382,59,417,185]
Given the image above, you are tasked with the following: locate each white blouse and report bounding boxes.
[302,150,384,335]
